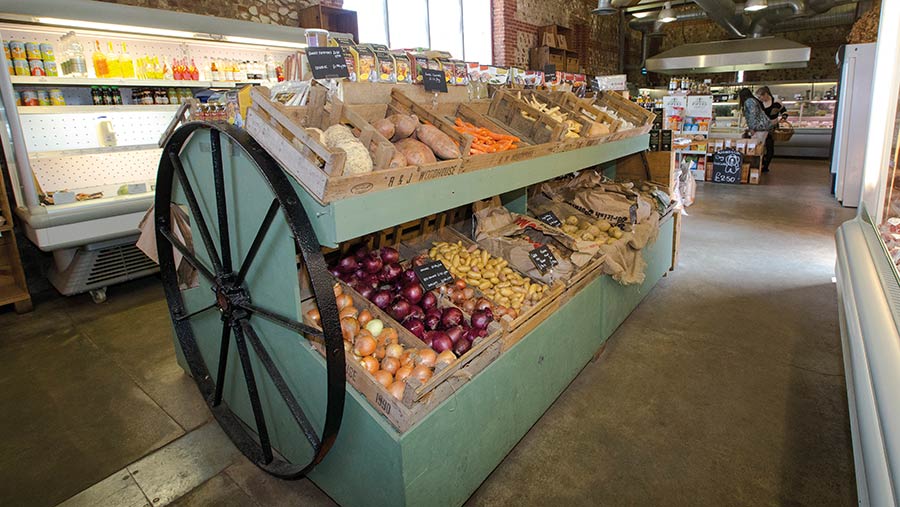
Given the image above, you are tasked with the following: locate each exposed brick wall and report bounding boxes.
[97,0,344,26]
[493,0,620,75]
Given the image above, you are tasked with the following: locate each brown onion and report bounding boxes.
[462,299,476,314]
[475,298,492,312]
[333,283,343,297]
[354,335,376,356]
[373,370,393,387]
[386,343,404,359]
[400,350,416,366]
[358,309,374,327]
[341,317,360,341]
[305,308,321,326]
[336,294,353,311]
[360,355,379,373]
[436,350,456,366]
[416,348,437,368]
[395,365,413,382]
[454,279,467,290]
[374,345,386,360]
[381,327,399,344]
[462,287,475,300]
[381,356,400,374]
[411,365,433,383]
[339,306,358,319]
[387,380,406,400]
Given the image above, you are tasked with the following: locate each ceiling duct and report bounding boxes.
[691,0,748,37]
[766,3,857,33]
[644,36,811,73]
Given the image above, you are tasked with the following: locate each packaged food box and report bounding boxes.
[392,51,412,83]
[451,60,468,86]
[368,44,396,83]
[408,53,429,84]
[328,36,358,82]
[350,44,377,83]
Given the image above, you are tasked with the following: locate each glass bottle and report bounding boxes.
[119,43,134,78]
[92,40,109,78]
[106,41,122,78]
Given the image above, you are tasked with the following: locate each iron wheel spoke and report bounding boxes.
[235,199,280,286]
[170,150,224,275]
[175,302,216,322]
[236,302,323,338]
[232,322,274,464]
[210,130,233,273]
[159,226,217,284]
[240,320,321,449]
[213,321,232,406]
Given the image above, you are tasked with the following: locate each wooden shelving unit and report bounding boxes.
[298,4,359,43]
[529,24,580,73]
[0,169,31,313]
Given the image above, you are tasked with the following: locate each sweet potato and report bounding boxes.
[388,149,408,169]
[373,118,395,140]
[415,124,460,159]
[388,113,418,141]
[394,138,436,166]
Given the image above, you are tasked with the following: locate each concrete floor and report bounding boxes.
[0,158,856,506]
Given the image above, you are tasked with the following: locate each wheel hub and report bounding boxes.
[214,274,250,316]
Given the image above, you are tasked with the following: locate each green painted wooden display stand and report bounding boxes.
[168,130,670,506]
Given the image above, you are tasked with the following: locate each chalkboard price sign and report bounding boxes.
[544,64,557,82]
[306,47,350,79]
[421,68,448,93]
[711,149,743,184]
[413,260,454,291]
[536,211,563,228]
[528,245,559,274]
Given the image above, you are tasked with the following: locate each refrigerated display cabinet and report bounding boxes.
[0,0,335,300]
[835,2,900,504]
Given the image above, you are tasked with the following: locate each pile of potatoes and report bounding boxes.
[428,241,547,312]
[373,113,461,169]
[558,215,624,246]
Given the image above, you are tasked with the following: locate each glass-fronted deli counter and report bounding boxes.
[834,2,900,504]
[710,81,837,158]
[0,0,331,301]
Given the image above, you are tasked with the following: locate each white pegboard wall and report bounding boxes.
[0,23,294,81]
[31,148,161,192]
[21,109,174,151]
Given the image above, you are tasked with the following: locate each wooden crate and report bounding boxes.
[615,151,676,193]
[486,89,567,145]
[399,226,565,331]
[514,89,597,139]
[302,280,502,432]
[593,91,657,134]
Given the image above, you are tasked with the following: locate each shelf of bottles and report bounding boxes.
[5,21,291,109]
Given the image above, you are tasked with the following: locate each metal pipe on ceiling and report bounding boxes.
[767,3,857,32]
[690,0,748,37]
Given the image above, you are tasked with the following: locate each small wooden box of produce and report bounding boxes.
[485,89,568,145]
[399,226,565,331]
[515,89,607,140]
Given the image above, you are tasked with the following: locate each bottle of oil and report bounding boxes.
[106,41,122,78]
[119,42,134,78]
[92,40,109,78]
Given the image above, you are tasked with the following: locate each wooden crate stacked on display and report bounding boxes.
[0,164,31,313]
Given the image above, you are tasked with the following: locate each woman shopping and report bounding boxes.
[738,88,779,173]
[756,86,785,173]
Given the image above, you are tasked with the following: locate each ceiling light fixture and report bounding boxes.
[744,0,768,12]
[632,11,651,19]
[658,2,676,23]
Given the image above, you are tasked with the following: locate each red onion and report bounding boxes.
[363,255,383,274]
[406,304,425,322]
[440,307,464,329]
[338,272,354,283]
[420,291,438,311]
[380,247,400,265]
[470,310,492,330]
[381,262,403,282]
[372,290,393,309]
[354,268,367,279]
[390,299,412,321]
[453,338,472,356]
[400,283,424,305]
[403,318,425,339]
[401,269,419,285]
[353,245,369,260]
[424,308,442,331]
[427,331,452,353]
[337,256,358,274]
[465,327,487,342]
[358,285,375,300]
[445,325,464,344]
[328,267,342,278]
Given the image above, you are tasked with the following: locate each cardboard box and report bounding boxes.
[566,57,578,72]
[749,167,760,184]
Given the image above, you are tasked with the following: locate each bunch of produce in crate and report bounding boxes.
[426,241,548,314]
[372,113,461,166]
[329,246,492,359]
[305,283,440,401]
[559,215,623,246]
[452,118,520,155]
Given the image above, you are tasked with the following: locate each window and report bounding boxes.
[342,0,492,63]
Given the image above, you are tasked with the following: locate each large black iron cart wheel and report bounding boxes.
[154,121,345,479]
